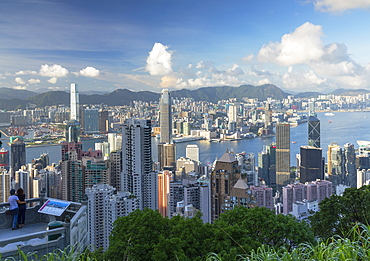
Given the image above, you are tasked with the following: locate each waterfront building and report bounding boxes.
[61,142,82,161]
[159,89,172,144]
[65,121,80,143]
[276,123,291,189]
[186,144,199,162]
[121,118,157,210]
[228,104,237,123]
[10,137,26,176]
[158,143,176,170]
[84,108,100,134]
[99,110,109,133]
[70,83,79,121]
[299,146,323,183]
[308,116,320,148]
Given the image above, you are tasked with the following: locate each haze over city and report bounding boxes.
[1,0,370,93]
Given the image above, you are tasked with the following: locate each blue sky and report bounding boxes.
[1,0,370,93]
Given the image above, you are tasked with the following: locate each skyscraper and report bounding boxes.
[84,108,100,134]
[159,89,172,144]
[186,144,199,162]
[70,83,79,121]
[11,137,26,175]
[344,143,356,187]
[327,142,344,186]
[122,118,157,210]
[308,116,320,148]
[276,123,290,189]
[299,146,323,183]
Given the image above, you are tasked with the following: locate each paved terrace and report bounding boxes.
[0,195,88,259]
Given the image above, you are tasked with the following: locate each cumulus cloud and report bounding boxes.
[79,66,100,77]
[258,22,324,66]
[254,22,370,90]
[175,63,244,89]
[15,77,25,84]
[255,78,272,86]
[314,0,370,12]
[28,78,41,84]
[15,70,37,75]
[48,77,58,84]
[13,85,27,90]
[281,69,329,91]
[160,75,178,88]
[146,43,173,75]
[39,64,69,77]
[243,54,254,62]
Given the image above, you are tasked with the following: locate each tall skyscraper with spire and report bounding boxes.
[70,83,79,121]
[159,89,172,144]
[158,89,176,170]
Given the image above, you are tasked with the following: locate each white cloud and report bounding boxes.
[48,77,58,84]
[13,85,27,90]
[255,78,272,86]
[258,22,324,66]
[15,70,37,75]
[39,64,69,77]
[174,62,245,89]
[146,43,173,75]
[28,78,41,84]
[15,77,25,84]
[160,75,178,88]
[243,54,254,62]
[226,64,244,76]
[282,69,328,90]
[79,66,100,77]
[314,0,370,12]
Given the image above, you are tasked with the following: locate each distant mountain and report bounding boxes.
[329,88,370,96]
[0,87,37,100]
[0,84,291,109]
[171,84,289,102]
[295,92,324,98]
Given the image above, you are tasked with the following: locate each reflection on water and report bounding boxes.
[4,112,370,166]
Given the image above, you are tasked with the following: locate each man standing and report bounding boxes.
[8,189,22,230]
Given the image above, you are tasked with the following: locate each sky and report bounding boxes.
[1,0,370,94]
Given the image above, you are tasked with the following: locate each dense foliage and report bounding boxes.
[310,185,370,240]
[105,207,314,261]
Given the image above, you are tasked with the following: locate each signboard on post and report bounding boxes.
[38,199,71,216]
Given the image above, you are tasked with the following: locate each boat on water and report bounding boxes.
[291,141,297,144]
[324,112,335,116]
[329,120,332,123]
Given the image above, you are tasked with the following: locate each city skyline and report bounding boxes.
[0,0,370,93]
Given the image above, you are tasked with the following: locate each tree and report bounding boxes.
[214,207,314,251]
[310,185,370,240]
[105,208,170,261]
